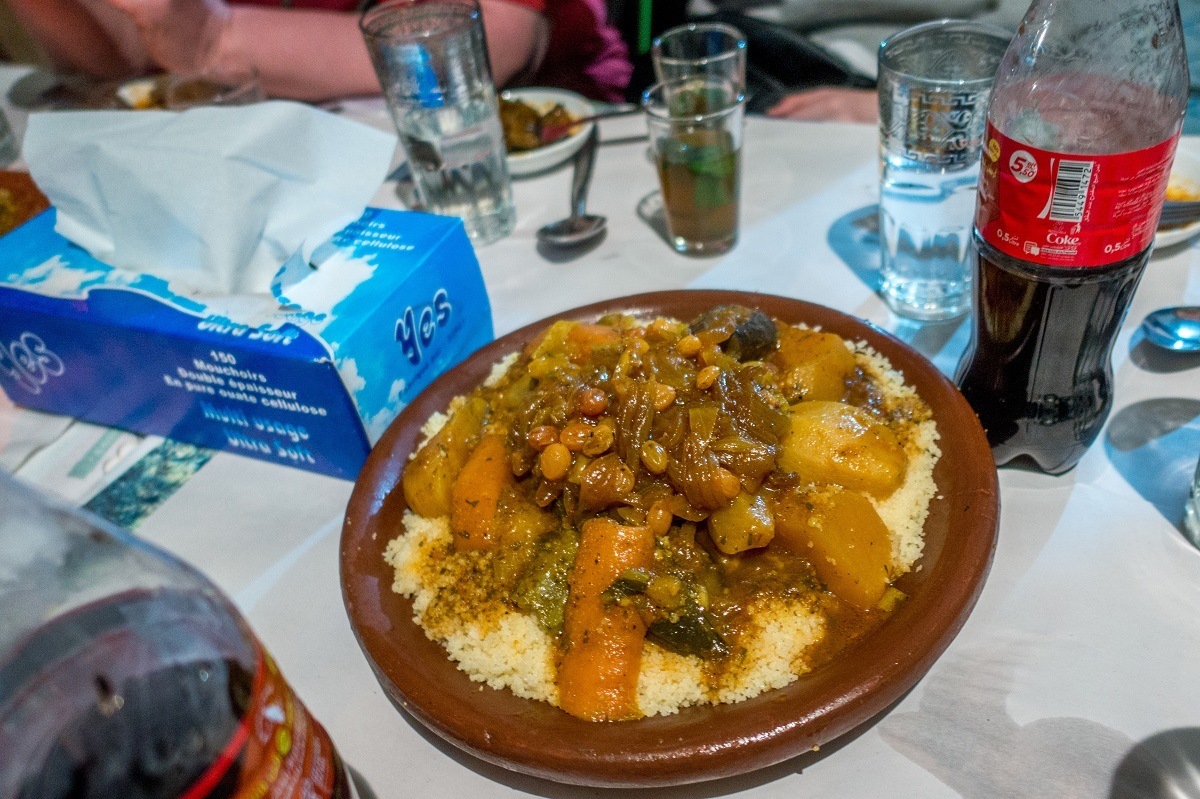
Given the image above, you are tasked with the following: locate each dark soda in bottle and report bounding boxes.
[0,473,357,799]
[955,0,1190,474]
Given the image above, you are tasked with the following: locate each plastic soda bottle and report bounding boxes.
[0,472,358,799]
[954,0,1190,474]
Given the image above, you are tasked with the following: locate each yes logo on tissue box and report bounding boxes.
[0,206,493,479]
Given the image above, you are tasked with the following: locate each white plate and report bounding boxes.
[502,88,594,177]
[1155,142,1200,248]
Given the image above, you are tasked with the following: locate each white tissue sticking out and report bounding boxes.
[22,101,397,296]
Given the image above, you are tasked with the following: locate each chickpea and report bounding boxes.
[539,443,572,481]
[641,440,670,475]
[527,424,560,451]
[696,365,721,390]
[581,423,615,457]
[648,317,674,337]
[646,499,673,536]
[652,382,676,410]
[559,421,592,452]
[676,334,702,357]
[576,387,609,417]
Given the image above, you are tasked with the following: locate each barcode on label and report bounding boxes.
[1048,159,1094,222]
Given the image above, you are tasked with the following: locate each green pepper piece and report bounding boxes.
[513,527,579,634]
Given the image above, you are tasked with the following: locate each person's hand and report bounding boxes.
[100,0,233,77]
[767,87,879,124]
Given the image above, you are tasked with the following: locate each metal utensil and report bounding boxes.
[536,126,606,248]
[539,103,638,145]
[1139,305,1200,351]
[1158,200,1200,229]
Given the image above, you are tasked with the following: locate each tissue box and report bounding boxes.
[0,206,492,479]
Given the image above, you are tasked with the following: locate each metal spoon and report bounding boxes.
[1140,305,1200,351]
[536,126,606,248]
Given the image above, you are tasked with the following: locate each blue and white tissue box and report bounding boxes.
[0,207,492,479]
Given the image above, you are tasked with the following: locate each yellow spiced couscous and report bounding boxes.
[386,306,940,721]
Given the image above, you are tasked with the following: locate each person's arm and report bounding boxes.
[478,0,548,87]
[220,0,546,101]
[213,6,379,101]
[767,87,879,123]
[6,0,144,77]
[108,0,547,102]
[9,0,547,102]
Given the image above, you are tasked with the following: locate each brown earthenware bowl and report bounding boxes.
[341,289,999,787]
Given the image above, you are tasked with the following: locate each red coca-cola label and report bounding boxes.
[180,648,346,799]
[976,124,1179,267]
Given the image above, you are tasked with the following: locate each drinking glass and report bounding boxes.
[161,65,264,110]
[84,60,263,111]
[361,0,516,245]
[877,19,1009,320]
[1185,453,1200,548]
[652,23,747,91]
[643,77,744,256]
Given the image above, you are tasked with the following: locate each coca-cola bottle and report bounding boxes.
[954,0,1189,474]
[0,472,358,799]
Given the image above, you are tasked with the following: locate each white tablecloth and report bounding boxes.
[3,64,1200,798]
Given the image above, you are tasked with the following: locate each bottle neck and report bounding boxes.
[992,0,1188,153]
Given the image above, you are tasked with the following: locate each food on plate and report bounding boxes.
[1161,178,1200,230]
[87,74,249,111]
[386,305,941,721]
[0,172,50,236]
[1165,180,1200,202]
[500,97,578,152]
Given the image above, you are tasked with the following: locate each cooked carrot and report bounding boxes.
[566,322,620,364]
[557,518,654,721]
[449,434,511,551]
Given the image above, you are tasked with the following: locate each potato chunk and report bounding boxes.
[778,401,906,497]
[773,485,893,609]
[402,397,487,518]
[707,491,775,554]
[772,327,857,402]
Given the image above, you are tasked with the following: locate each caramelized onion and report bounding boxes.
[614,380,655,475]
[711,436,776,489]
[666,409,733,511]
[712,368,788,445]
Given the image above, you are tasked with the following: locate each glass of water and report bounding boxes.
[361,0,516,245]
[877,20,1009,320]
